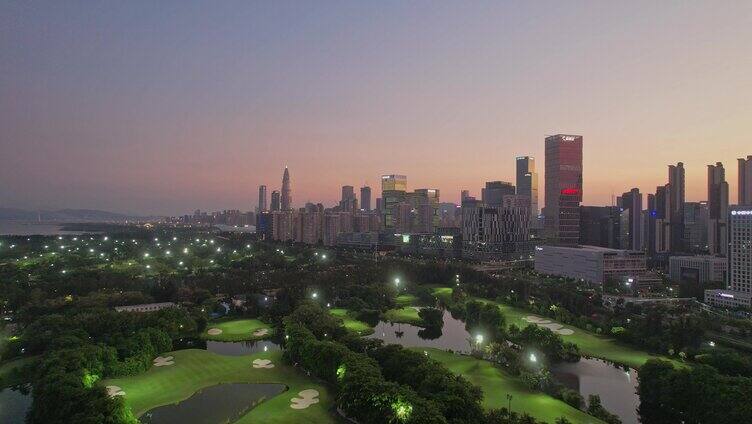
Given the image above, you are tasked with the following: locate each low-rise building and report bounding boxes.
[704,289,752,309]
[114,302,176,313]
[669,255,727,284]
[534,245,646,285]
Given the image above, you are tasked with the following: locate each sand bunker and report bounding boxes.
[207,328,223,335]
[106,386,125,397]
[522,315,575,336]
[252,328,270,337]
[153,356,174,367]
[290,389,320,409]
[252,359,275,369]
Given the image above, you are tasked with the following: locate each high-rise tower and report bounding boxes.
[668,162,686,252]
[708,162,729,256]
[271,190,281,211]
[360,186,372,211]
[544,134,583,245]
[281,167,292,211]
[739,156,752,205]
[257,185,267,212]
[516,156,538,226]
[381,174,407,229]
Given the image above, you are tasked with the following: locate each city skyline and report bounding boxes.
[2,2,752,215]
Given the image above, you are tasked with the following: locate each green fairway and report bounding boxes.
[432,287,672,369]
[418,348,603,424]
[329,308,374,335]
[103,349,337,423]
[382,307,424,326]
[203,319,273,342]
[395,294,419,306]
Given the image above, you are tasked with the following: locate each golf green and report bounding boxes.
[382,307,424,326]
[329,308,374,335]
[432,287,671,369]
[395,294,419,306]
[203,319,273,342]
[417,348,604,424]
[102,349,336,423]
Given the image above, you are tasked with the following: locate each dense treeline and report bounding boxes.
[638,359,752,423]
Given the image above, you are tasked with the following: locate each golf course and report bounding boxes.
[203,319,274,342]
[432,287,671,369]
[417,348,604,424]
[102,349,336,423]
[328,308,374,335]
[381,306,424,326]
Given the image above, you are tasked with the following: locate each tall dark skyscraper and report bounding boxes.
[270,190,281,211]
[544,134,583,245]
[281,166,291,211]
[340,185,357,212]
[516,156,538,225]
[708,162,728,256]
[668,162,686,252]
[739,156,752,205]
[360,186,371,211]
[257,185,267,212]
[461,190,470,202]
[619,188,643,250]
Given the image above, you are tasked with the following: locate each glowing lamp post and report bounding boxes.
[529,353,537,363]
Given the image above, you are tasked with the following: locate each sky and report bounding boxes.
[1,1,751,216]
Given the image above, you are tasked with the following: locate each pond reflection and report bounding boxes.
[0,386,32,424]
[551,358,639,424]
[140,383,285,424]
[368,309,473,353]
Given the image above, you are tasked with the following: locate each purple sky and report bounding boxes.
[2,1,751,215]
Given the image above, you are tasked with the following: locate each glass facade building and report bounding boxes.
[544,134,583,245]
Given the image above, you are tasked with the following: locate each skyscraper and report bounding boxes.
[340,185,357,212]
[481,181,515,207]
[281,166,291,211]
[461,190,470,202]
[668,162,686,252]
[544,134,583,245]
[516,156,538,225]
[618,188,643,251]
[257,185,267,213]
[360,186,372,211]
[270,190,281,211]
[381,174,407,229]
[708,162,729,256]
[739,156,752,205]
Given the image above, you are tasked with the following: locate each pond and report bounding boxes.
[551,358,639,424]
[367,309,474,353]
[0,386,32,424]
[139,383,286,424]
[174,338,281,356]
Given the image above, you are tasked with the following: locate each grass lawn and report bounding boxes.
[395,294,419,306]
[418,348,603,424]
[203,319,273,342]
[329,308,374,335]
[103,349,337,423]
[382,307,424,326]
[432,287,675,369]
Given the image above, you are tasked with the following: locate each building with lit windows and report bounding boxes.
[704,207,752,309]
[381,174,407,229]
[534,245,646,286]
[544,134,583,245]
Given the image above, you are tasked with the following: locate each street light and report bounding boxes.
[475,334,483,346]
[529,353,537,363]
[312,292,318,299]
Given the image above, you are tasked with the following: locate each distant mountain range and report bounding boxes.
[0,208,151,222]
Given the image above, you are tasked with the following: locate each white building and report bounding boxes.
[705,207,752,309]
[534,245,646,285]
[669,255,727,284]
[114,302,176,313]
